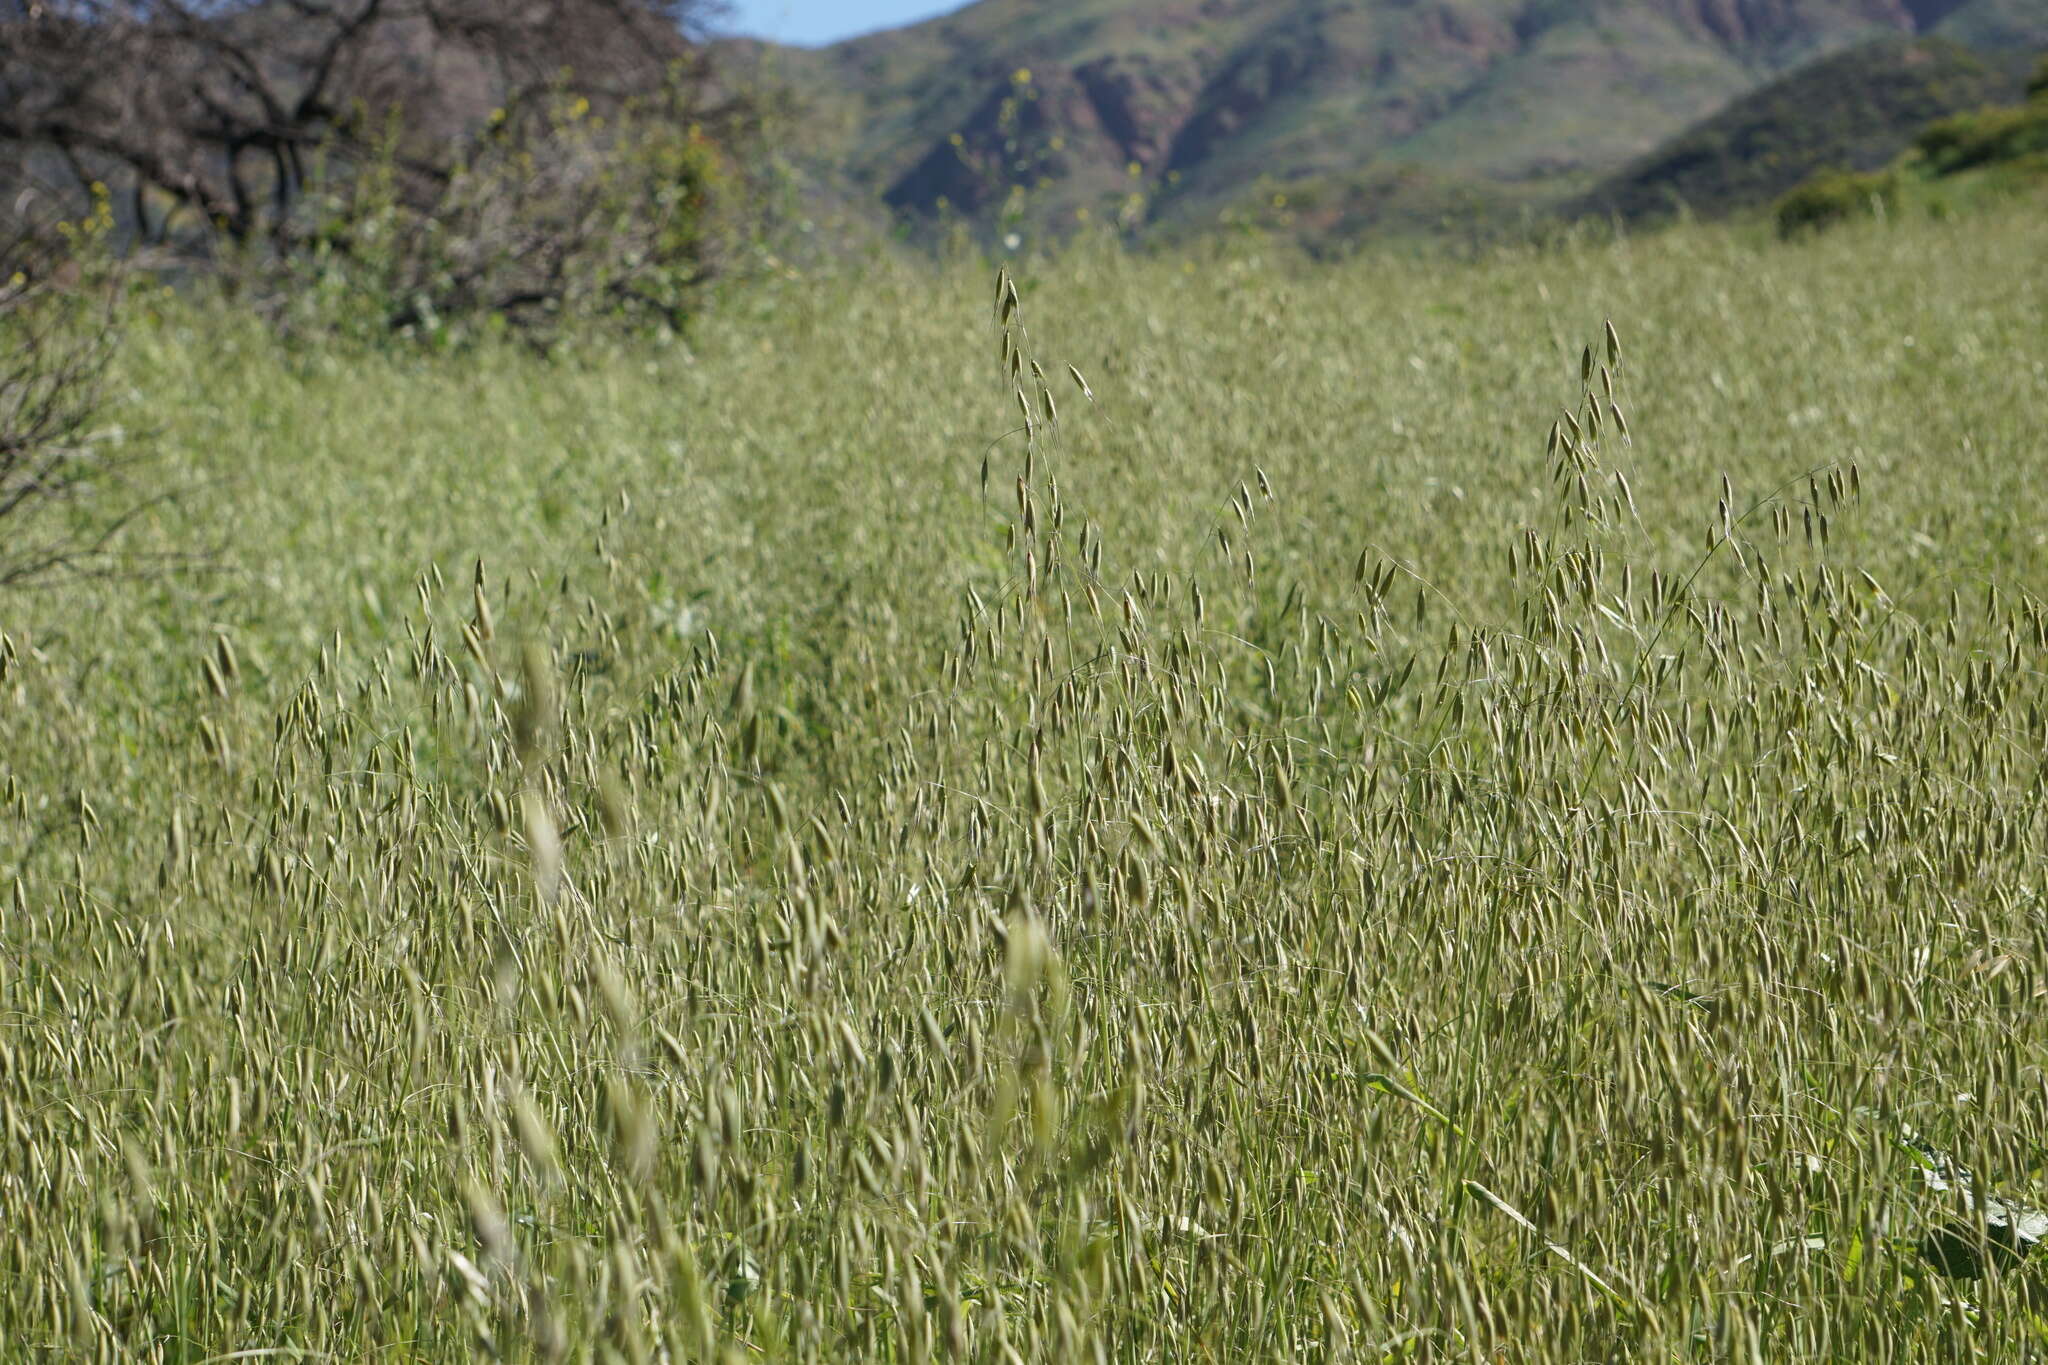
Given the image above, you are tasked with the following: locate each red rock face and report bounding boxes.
[1164,32,1327,175]
[1659,0,1957,46]
[1073,55,1204,173]
[1895,0,1973,28]
[870,0,2007,230]
[882,50,1211,216]
[1413,3,1520,62]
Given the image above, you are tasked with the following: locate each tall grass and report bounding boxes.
[2,208,2046,1361]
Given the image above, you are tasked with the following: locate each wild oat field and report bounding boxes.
[4,209,2048,1362]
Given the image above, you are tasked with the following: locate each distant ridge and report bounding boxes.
[1580,35,2028,222]
[736,0,2042,242]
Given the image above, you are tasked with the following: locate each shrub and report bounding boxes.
[1773,167,1897,237]
[1915,103,2048,174]
[0,187,147,587]
[0,1,752,346]
[277,83,736,349]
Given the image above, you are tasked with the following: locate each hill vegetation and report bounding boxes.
[747,0,2044,243]
[1579,35,2025,222]
[1771,51,2048,233]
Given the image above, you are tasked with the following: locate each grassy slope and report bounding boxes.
[1938,0,2048,50]
[5,209,2048,1358]
[1581,35,2025,221]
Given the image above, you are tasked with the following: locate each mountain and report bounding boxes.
[737,0,2044,243]
[1933,0,2048,50]
[1579,35,2029,222]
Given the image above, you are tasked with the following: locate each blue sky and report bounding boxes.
[722,1,970,46]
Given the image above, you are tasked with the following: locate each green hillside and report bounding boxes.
[1579,35,2026,222]
[1769,52,2048,233]
[1935,0,2048,49]
[739,0,2044,243]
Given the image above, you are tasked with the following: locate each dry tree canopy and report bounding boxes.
[0,0,747,316]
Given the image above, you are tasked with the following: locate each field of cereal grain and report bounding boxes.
[4,208,2048,1361]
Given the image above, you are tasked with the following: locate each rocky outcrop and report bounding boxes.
[883,74,1080,216]
[1073,54,1202,172]
[1164,24,1329,174]
[1898,0,1973,28]
[1657,0,1964,46]
[840,0,2041,236]
[884,53,1203,217]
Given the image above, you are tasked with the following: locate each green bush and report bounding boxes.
[0,1,750,352]
[1915,102,2048,174]
[1773,167,1897,237]
[0,187,151,587]
[275,84,734,350]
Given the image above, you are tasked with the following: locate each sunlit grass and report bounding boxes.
[2,207,2046,1361]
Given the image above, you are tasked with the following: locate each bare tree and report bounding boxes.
[0,0,748,336]
[0,185,145,586]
